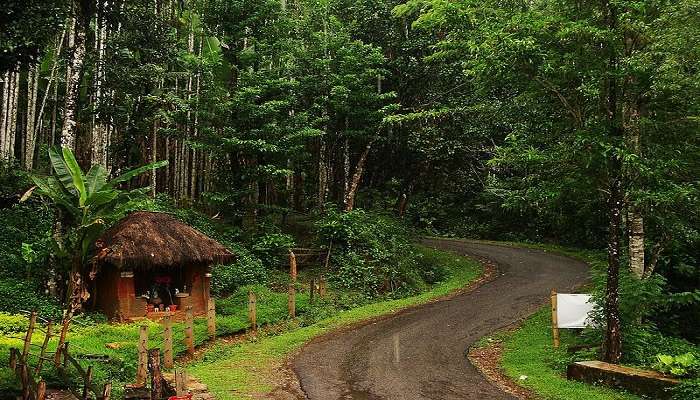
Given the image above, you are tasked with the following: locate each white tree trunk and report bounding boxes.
[61,16,86,150]
[35,30,66,147]
[91,1,109,167]
[0,71,9,160]
[8,71,20,160]
[24,64,40,169]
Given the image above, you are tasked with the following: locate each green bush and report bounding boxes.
[315,209,433,297]
[654,353,700,378]
[0,279,61,318]
[211,245,267,297]
[672,379,700,400]
[0,312,28,335]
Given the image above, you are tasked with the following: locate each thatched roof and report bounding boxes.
[97,211,235,269]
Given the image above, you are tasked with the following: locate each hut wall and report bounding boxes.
[186,265,209,314]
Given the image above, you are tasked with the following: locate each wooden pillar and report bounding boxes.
[185,306,194,356]
[148,348,163,400]
[551,289,560,348]
[288,284,296,318]
[248,290,257,331]
[309,277,315,304]
[207,299,216,338]
[175,369,187,396]
[136,325,148,385]
[162,313,174,369]
[289,251,297,281]
[319,275,327,298]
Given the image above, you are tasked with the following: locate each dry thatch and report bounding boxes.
[97,211,235,269]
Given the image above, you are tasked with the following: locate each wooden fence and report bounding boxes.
[8,311,111,400]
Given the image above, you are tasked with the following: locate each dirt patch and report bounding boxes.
[468,339,537,400]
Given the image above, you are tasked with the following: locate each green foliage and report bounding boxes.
[0,312,29,336]
[211,247,268,297]
[316,209,425,296]
[672,379,700,400]
[0,279,60,317]
[654,353,700,378]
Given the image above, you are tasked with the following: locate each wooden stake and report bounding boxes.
[309,277,315,304]
[289,251,297,281]
[175,368,187,396]
[83,365,93,400]
[101,383,112,400]
[136,325,148,385]
[148,348,163,400]
[54,311,71,367]
[37,380,46,400]
[35,320,53,375]
[162,314,174,369]
[185,306,194,356]
[551,289,560,348]
[319,275,327,298]
[288,283,296,318]
[248,289,257,331]
[22,311,37,359]
[207,298,216,338]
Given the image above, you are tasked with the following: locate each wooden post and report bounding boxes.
[22,311,37,359]
[162,313,174,369]
[54,311,70,367]
[288,283,296,318]
[551,289,560,348]
[20,363,29,400]
[185,306,194,356]
[83,365,93,400]
[319,275,327,298]
[101,383,112,400]
[248,289,257,331]
[37,380,46,400]
[289,251,297,281]
[175,368,187,396]
[136,325,148,385]
[207,298,216,338]
[147,348,163,400]
[62,342,69,369]
[309,277,315,304]
[35,320,53,375]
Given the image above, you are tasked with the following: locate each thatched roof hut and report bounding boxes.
[98,211,235,269]
[94,211,235,320]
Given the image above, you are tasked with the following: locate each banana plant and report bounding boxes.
[22,147,168,269]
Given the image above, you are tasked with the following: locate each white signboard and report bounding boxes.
[556,294,595,329]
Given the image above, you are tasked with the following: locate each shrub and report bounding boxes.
[0,279,61,318]
[0,312,28,335]
[211,245,267,297]
[654,353,700,378]
[672,379,700,400]
[315,209,429,297]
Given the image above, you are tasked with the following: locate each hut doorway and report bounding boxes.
[133,267,187,311]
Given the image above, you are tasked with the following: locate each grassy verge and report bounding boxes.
[490,309,639,400]
[188,245,483,399]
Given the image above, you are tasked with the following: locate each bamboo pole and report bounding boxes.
[551,289,560,348]
[54,311,71,367]
[35,320,53,375]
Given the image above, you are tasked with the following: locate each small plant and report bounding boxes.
[672,379,700,400]
[0,312,29,335]
[654,353,700,377]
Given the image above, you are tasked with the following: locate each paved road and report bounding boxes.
[292,239,589,400]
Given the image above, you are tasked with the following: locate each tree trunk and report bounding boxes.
[91,0,109,167]
[344,139,374,212]
[9,71,20,159]
[24,64,40,169]
[36,30,66,149]
[0,71,9,160]
[61,15,87,150]
[317,137,327,211]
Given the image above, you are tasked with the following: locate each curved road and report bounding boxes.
[292,239,589,400]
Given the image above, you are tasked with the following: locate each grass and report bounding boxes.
[495,309,639,400]
[188,245,483,399]
[0,285,313,399]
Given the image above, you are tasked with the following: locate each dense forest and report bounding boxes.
[1,0,699,397]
